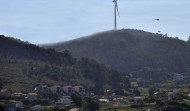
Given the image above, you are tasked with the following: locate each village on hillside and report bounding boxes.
[1,84,190,111]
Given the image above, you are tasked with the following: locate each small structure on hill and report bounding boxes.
[0,89,11,99]
[27,93,37,100]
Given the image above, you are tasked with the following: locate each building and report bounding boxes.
[113,98,127,106]
[63,85,74,95]
[57,96,72,105]
[168,91,178,100]
[50,85,63,96]
[41,85,50,93]
[50,85,61,93]
[15,102,23,108]
[103,90,115,100]
[11,92,26,100]
[73,86,85,95]
[0,89,11,98]
[30,105,43,111]
[27,93,37,100]
[69,108,82,111]
[99,99,109,103]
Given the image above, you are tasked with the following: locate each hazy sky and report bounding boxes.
[0,0,190,44]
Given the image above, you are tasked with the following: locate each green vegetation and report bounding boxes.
[0,35,130,93]
[81,97,99,111]
[44,29,190,78]
[71,93,82,107]
[148,86,160,96]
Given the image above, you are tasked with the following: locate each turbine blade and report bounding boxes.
[116,3,120,17]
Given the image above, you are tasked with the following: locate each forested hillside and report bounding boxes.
[0,35,130,93]
[43,29,190,73]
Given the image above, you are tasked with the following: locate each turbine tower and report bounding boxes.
[113,0,120,30]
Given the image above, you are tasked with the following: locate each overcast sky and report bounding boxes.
[0,0,190,44]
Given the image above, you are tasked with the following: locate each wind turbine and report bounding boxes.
[113,0,120,30]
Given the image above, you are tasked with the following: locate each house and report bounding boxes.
[50,85,61,93]
[168,91,178,100]
[0,89,11,98]
[30,105,43,111]
[57,96,72,105]
[69,108,82,111]
[173,75,184,82]
[11,92,26,100]
[183,89,190,94]
[73,86,85,95]
[99,99,109,103]
[103,90,115,100]
[41,85,50,93]
[27,93,37,100]
[15,102,23,108]
[63,85,74,95]
[134,97,144,103]
[113,98,127,106]
[153,92,167,99]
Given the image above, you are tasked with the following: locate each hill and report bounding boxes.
[0,35,130,93]
[43,29,190,73]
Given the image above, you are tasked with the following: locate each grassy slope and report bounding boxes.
[0,63,59,92]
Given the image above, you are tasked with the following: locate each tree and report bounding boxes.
[148,86,160,96]
[188,36,190,43]
[133,89,141,96]
[0,78,2,90]
[82,98,99,111]
[71,93,82,107]
[121,76,131,90]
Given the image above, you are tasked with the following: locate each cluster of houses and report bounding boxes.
[1,84,190,111]
[0,85,86,111]
[98,89,188,107]
[36,85,86,96]
[153,91,179,100]
[98,90,143,106]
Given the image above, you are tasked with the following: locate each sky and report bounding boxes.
[0,0,190,44]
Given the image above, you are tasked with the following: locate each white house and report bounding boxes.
[15,102,23,108]
[99,99,109,103]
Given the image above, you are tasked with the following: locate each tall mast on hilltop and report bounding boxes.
[113,0,120,30]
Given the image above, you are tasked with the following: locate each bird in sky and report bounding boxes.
[154,18,160,21]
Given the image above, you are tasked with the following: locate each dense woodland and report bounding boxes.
[44,29,190,74]
[43,29,190,87]
[0,35,130,93]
